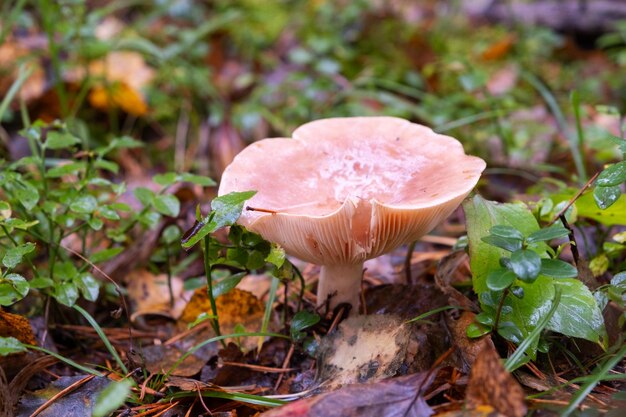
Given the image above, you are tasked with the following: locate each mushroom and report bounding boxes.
[218,117,485,313]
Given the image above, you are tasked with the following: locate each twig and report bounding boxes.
[548,171,600,226]
[222,361,296,373]
[29,375,95,417]
[274,343,296,391]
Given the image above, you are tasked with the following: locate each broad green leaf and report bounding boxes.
[246,250,267,270]
[0,336,26,356]
[153,172,178,186]
[552,191,626,226]
[464,195,606,346]
[466,322,491,338]
[70,195,98,214]
[549,279,606,345]
[2,242,36,268]
[46,161,86,178]
[180,173,216,186]
[153,194,180,217]
[481,235,522,252]
[490,225,524,240]
[3,218,38,230]
[94,159,119,174]
[526,225,571,243]
[464,195,552,351]
[55,281,79,306]
[88,217,104,231]
[161,225,181,245]
[45,131,80,149]
[139,211,161,228]
[15,180,39,210]
[596,161,626,186]
[266,244,286,269]
[76,273,100,301]
[98,205,120,220]
[540,259,578,278]
[509,249,541,282]
[0,273,29,305]
[211,191,257,229]
[290,310,320,341]
[486,268,517,291]
[134,187,154,206]
[593,185,621,210]
[92,378,133,417]
[212,272,245,298]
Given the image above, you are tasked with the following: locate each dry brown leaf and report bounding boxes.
[0,309,36,346]
[465,344,527,417]
[179,287,267,352]
[481,34,516,61]
[125,270,189,324]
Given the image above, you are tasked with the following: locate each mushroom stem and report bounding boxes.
[317,263,364,313]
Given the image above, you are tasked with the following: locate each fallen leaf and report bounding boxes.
[89,81,149,116]
[179,287,268,352]
[16,375,111,417]
[0,310,36,346]
[125,270,189,324]
[261,372,436,417]
[481,34,516,61]
[317,314,411,391]
[465,344,527,417]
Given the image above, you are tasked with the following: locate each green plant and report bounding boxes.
[0,119,212,309]
[464,195,607,360]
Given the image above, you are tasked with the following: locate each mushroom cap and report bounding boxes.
[218,117,486,265]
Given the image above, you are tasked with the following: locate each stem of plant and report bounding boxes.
[203,235,224,347]
[493,287,510,333]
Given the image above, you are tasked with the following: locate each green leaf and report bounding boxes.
[134,187,154,206]
[94,159,119,174]
[2,242,36,268]
[0,201,11,220]
[481,235,522,252]
[212,272,245,298]
[486,268,517,291]
[55,281,79,307]
[266,244,286,269]
[549,279,606,345]
[553,191,626,226]
[466,322,491,338]
[509,249,542,282]
[153,172,178,186]
[594,185,621,210]
[490,225,524,240]
[153,194,180,217]
[76,273,99,301]
[464,195,550,351]
[70,195,98,214]
[88,217,104,231]
[180,173,216,186]
[0,336,26,356]
[161,225,181,245]
[46,161,86,178]
[92,378,133,417]
[290,310,320,341]
[0,273,29,305]
[211,191,257,229]
[98,205,120,220]
[526,225,571,243]
[596,161,626,187]
[4,218,38,230]
[45,131,80,149]
[15,180,39,210]
[540,259,578,278]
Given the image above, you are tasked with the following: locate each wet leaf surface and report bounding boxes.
[261,372,436,417]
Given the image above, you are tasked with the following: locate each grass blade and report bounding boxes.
[74,304,128,374]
